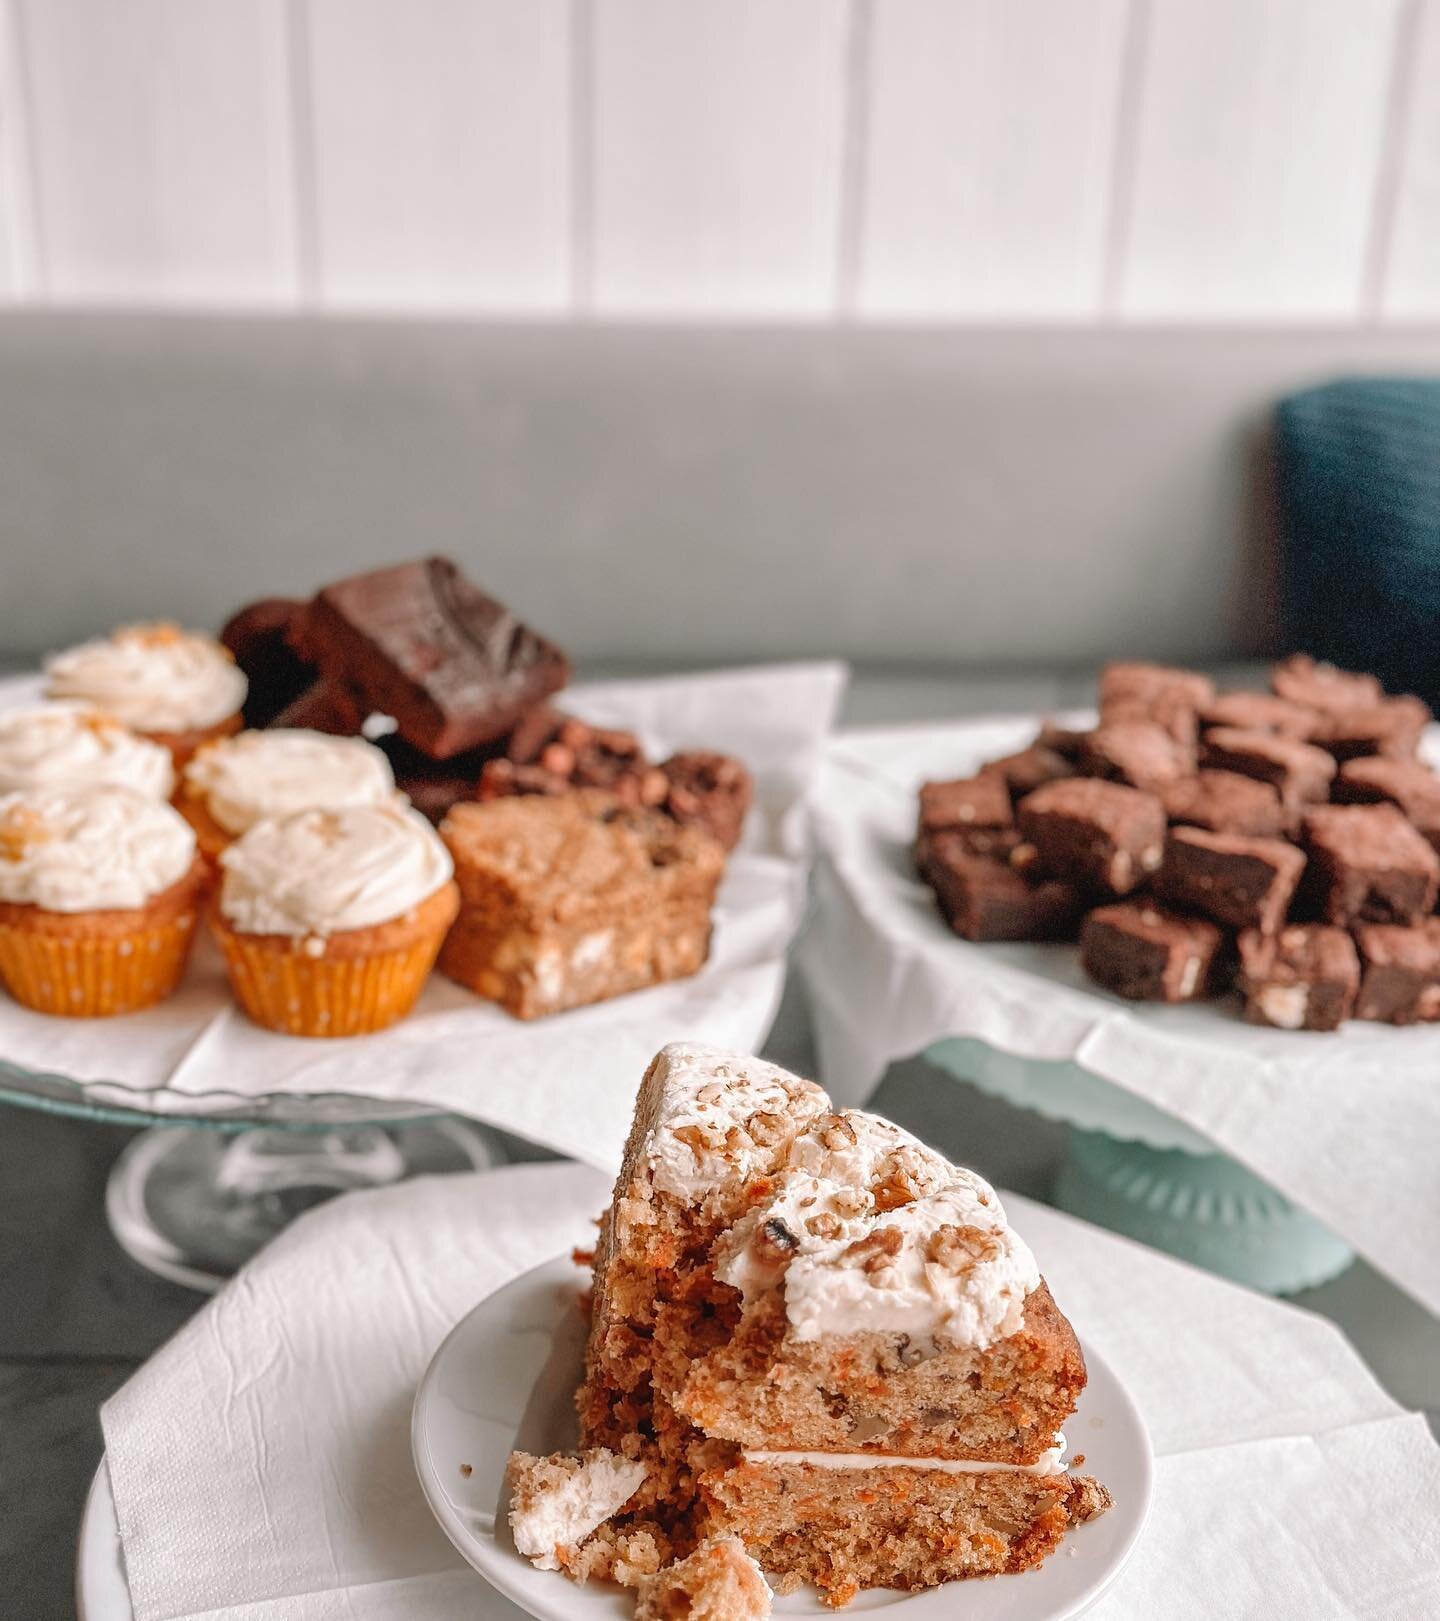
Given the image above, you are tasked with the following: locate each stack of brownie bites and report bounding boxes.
[222,558,752,1021]
[916,656,1440,1031]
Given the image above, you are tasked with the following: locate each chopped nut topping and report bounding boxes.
[870,1146,939,1213]
[672,1123,716,1160]
[805,1211,842,1239]
[925,1223,1002,1272]
[816,1113,859,1150]
[840,1226,904,1272]
[745,1110,789,1146]
[831,1187,868,1218]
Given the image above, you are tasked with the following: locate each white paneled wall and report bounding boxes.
[857,0,1131,318]
[590,0,849,315]
[1118,0,1401,319]
[0,0,1432,322]
[306,0,572,309]
[20,0,299,302]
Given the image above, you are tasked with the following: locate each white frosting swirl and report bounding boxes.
[219,802,453,936]
[45,623,248,733]
[183,730,397,836]
[0,786,197,912]
[0,702,174,799]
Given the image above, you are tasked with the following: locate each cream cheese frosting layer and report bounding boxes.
[219,802,453,936]
[510,1451,649,1571]
[0,702,175,799]
[743,1435,1067,1477]
[184,729,397,836]
[45,623,248,733]
[648,1043,1040,1353]
[0,785,197,911]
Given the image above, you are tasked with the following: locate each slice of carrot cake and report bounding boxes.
[510,1042,1111,1608]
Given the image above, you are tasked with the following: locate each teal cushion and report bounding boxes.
[1276,378,1440,703]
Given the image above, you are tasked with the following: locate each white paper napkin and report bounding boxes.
[101,1162,1440,1621]
[0,664,844,1167]
[800,720,1440,1317]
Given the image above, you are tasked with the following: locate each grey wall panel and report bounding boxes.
[3,314,1440,666]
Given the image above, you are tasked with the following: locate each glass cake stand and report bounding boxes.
[0,1056,501,1292]
[924,1036,1354,1295]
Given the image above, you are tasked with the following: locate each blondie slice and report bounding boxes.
[438,791,724,1018]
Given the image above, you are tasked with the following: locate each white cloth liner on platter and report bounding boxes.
[799,718,1440,1317]
[0,664,843,1168]
[99,1162,1440,1621]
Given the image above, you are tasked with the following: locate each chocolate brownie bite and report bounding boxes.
[296,557,571,759]
[269,677,367,735]
[1036,721,1090,763]
[1099,662,1215,713]
[381,733,503,823]
[1300,803,1440,926]
[918,773,1013,837]
[1354,920,1440,1023]
[660,751,753,851]
[1080,903,1223,1003]
[1201,727,1336,809]
[1154,827,1305,934]
[479,719,752,852]
[504,701,569,765]
[1271,654,1381,715]
[1016,778,1165,896]
[926,840,1086,942]
[1098,663,1214,749]
[1158,770,1289,838]
[987,742,1073,800]
[915,824,1019,880]
[1309,695,1430,763]
[1238,925,1359,1031]
[1199,691,1318,739]
[219,597,317,728]
[476,756,572,801]
[1079,721,1193,792]
[1333,756,1440,852]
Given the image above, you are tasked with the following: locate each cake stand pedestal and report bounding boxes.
[0,1063,500,1292]
[924,1037,1354,1295]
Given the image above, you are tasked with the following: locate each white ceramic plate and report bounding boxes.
[413,1256,1153,1621]
[76,1459,134,1621]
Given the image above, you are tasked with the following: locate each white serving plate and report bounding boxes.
[76,1460,132,1621]
[413,1255,1152,1621]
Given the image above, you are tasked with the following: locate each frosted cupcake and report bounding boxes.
[0,702,174,799]
[0,786,206,1016]
[212,802,459,1037]
[179,729,398,861]
[45,622,248,768]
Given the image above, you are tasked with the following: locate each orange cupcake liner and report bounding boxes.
[212,908,453,1038]
[0,909,199,1017]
